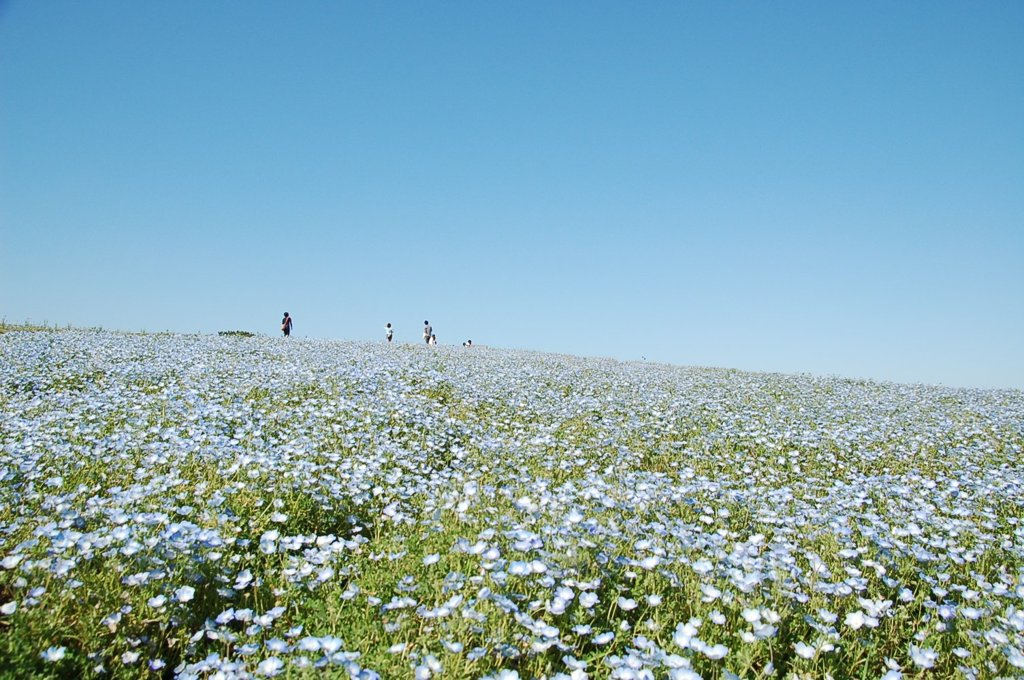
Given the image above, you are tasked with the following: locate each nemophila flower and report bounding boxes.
[673,619,701,649]
[909,645,938,669]
[234,570,254,589]
[667,669,701,680]
[297,636,321,652]
[281,536,304,551]
[818,609,838,624]
[700,584,721,602]
[174,585,195,602]
[315,566,335,583]
[844,610,877,630]
[256,657,284,676]
[100,611,122,632]
[701,643,729,660]
[563,655,587,671]
[0,601,16,615]
[552,585,577,602]
[617,597,638,611]
[40,646,66,662]
[691,559,714,576]
[515,497,538,512]
[442,640,464,653]
[508,561,530,576]
[794,642,816,659]
[266,639,289,653]
[482,671,520,680]
[984,628,1009,646]
[858,598,892,617]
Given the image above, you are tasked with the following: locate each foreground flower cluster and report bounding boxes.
[1,329,1022,679]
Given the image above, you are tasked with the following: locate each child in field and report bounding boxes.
[430,334,437,346]
[386,323,393,343]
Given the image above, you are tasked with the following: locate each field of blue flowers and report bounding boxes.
[1,329,1022,679]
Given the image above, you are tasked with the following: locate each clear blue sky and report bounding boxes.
[2,2,1022,389]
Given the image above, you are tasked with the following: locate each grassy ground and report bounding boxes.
[1,329,1022,678]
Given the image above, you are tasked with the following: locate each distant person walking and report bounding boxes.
[423,320,432,344]
[281,312,293,337]
[385,322,394,343]
[430,334,437,346]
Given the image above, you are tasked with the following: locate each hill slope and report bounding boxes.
[1,330,1023,678]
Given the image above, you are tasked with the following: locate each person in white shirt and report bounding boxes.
[423,320,432,344]
[385,323,393,343]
